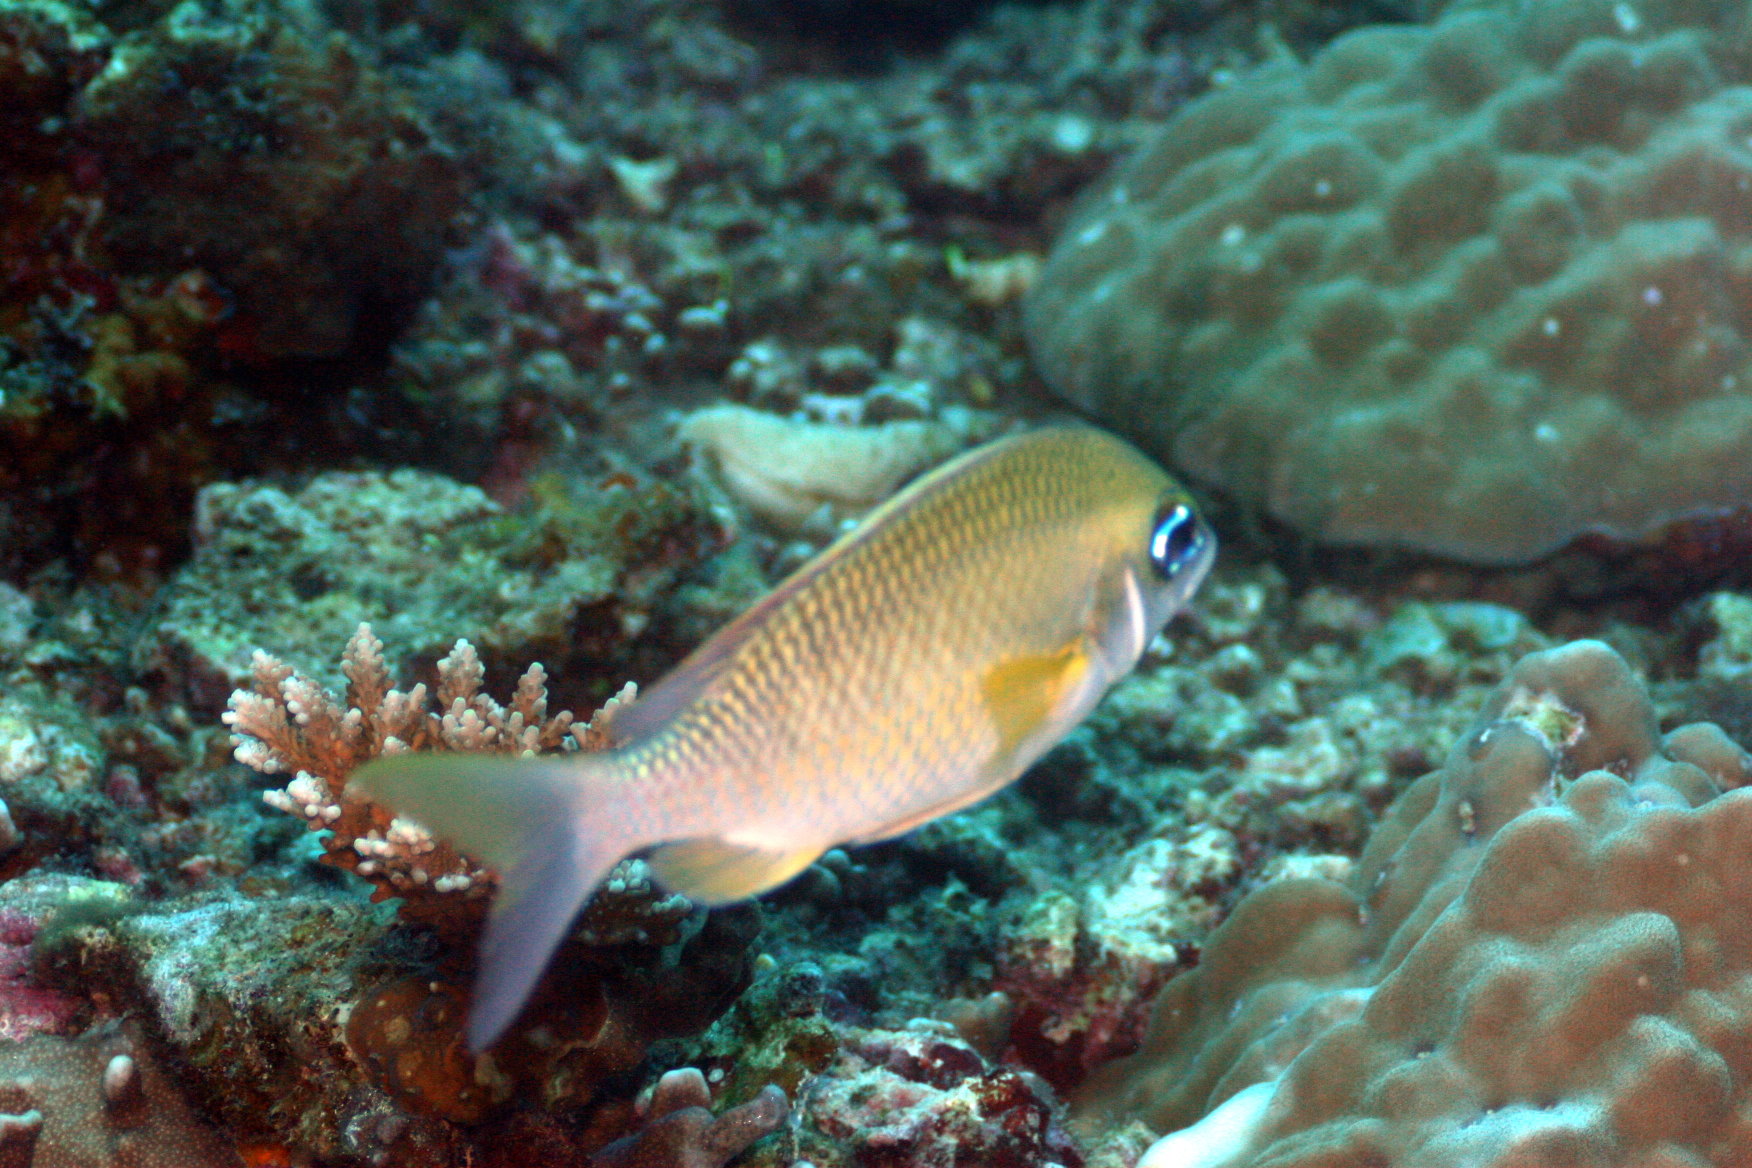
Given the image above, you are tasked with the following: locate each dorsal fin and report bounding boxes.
[612,432,1027,743]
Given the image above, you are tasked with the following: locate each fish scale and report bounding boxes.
[353,423,1216,1048]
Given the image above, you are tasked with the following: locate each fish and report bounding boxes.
[350,424,1216,1050]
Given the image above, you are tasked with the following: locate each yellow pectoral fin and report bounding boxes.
[645,837,825,904]
[980,641,1094,760]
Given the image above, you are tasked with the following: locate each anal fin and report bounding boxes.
[646,838,824,904]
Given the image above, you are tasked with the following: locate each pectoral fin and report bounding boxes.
[646,838,825,904]
[854,644,1098,848]
[980,641,1094,759]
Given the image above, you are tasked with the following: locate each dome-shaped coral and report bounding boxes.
[1027,0,1752,563]
[1077,640,1752,1166]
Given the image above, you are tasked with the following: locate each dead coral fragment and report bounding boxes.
[592,1068,788,1168]
[680,400,962,533]
[227,623,632,928]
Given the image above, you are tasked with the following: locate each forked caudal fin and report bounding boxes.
[348,750,638,1051]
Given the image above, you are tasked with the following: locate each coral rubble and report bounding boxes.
[592,1067,788,1168]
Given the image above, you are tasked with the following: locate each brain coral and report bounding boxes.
[1026,0,1752,562]
[1075,639,1752,1167]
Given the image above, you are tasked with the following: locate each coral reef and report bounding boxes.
[993,835,1220,1090]
[0,686,108,862]
[1077,640,1752,1167]
[43,882,463,1164]
[0,0,483,572]
[0,672,247,895]
[388,224,696,496]
[23,0,1752,1161]
[377,0,1309,528]
[675,317,1010,535]
[213,624,762,1153]
[75,5,467,364]
[1027,0,1752,562]
[33,859,765,1162]
[691,966,1082,1168]
[804,1025,1082,1168]
[969,569,1557,1095]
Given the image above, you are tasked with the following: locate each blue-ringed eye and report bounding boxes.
[1149,502,1206,579]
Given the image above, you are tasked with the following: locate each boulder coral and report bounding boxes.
[1027,0,1752,562]
[0,1020,241,1168]
[1075,640,1752,1167]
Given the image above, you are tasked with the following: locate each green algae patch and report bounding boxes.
[135,467,713,707]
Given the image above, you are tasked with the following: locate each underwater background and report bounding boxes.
[5,0,1752,1162]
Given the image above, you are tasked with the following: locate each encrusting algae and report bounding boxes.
[352,424,1217,1048]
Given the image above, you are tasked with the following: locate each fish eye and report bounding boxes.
[1149,501,1206,579]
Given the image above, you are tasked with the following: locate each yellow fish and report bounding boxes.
[352,424,1215,1048]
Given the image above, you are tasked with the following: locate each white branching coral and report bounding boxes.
[226,623,634,928]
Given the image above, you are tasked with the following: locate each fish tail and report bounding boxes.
[348,749,642,1051]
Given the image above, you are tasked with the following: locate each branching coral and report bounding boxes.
[227,622,632,929]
